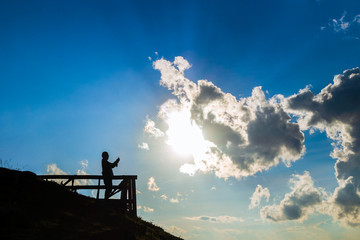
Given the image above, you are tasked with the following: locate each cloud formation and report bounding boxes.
[185,215,244,223]
[260,171,326,222]
[170,198,179,203]
[47,163,67,176]
[147,177,160,191]
[138,142,149,150]
[138,205,154,212]
[285,67,360,226]
[143,206,154,212]
[144,117,164,138]
[249,184,270,209]
[46,161,92,186]
[327,11,360,39]
[148,56,360,226]
[152,57,305,179]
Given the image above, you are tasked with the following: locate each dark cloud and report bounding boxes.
[286,68,360,226]
[185,215,244,223]
[261,171,324,222]
[200,216,210,221]
[195,80,224,105]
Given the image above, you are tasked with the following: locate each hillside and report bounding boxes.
[0,167,183,240]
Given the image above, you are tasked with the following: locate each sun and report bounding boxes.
[166,110,207,157]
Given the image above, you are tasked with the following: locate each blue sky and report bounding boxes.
[1,0,360,239]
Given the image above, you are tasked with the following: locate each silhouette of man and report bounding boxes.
[101,151,120,199]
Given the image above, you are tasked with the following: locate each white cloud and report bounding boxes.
[46,163,67,176]
[151,57,305,180]
[46,162,92,186]
[331,11,350,32]
[138,205,154,212]
[328,11,360,39]
[79,159,88,168]
[144,116,164,138]
[170,198,179,203]
[165,225,187,237]
[260,171,326,222]
[143,206,154,212]
[185,215,244,223]
[138,142,149,150]
[76,159,91,185]
[147,177,160,191]
[160,194,168,200]
[249,184,270,209]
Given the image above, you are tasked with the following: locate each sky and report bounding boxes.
[1,0,360,239]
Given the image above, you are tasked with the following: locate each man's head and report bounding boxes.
[102,151,109,160]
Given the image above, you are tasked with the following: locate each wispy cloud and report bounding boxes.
[214,228,244,235]
[249,184,270,209]
[137,205,154,212]
[143,206,154,212]
[144,116,164,138]
[327,11,360,39]
[76,160,92,185]
[147,177,160,191]
[170,198,179,203]
[185,215,244,223]
[138,142,149,150]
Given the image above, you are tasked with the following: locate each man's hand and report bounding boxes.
[115,157,120,167]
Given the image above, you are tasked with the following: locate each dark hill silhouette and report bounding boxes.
[0,167,183,240]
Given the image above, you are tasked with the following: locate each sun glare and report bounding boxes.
[166,110,207,157]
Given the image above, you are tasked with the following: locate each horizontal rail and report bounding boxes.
[39,175,137,180]
[62,185,121,190]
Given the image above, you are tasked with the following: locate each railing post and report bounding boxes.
[132,178,137,216]
[96,178,100,199]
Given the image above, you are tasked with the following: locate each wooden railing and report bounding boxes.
[39,175,137,216]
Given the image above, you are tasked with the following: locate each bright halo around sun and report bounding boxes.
[166,110,207,157]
